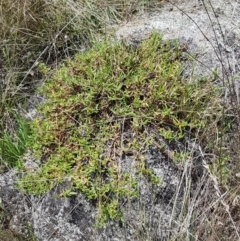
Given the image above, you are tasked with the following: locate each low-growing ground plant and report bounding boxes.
[18,32,222,225]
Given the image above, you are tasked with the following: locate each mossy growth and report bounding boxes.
[18,32,221,225]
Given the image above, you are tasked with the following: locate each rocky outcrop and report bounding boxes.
[115,0,240,82]
[0,137,207,241]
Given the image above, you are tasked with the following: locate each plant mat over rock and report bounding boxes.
[18,32,222,226]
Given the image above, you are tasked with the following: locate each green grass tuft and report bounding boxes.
[0,115,30,169]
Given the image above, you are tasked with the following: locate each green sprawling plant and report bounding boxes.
[19,32,221,225]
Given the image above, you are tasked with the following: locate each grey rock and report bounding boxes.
[0,138,206,241]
